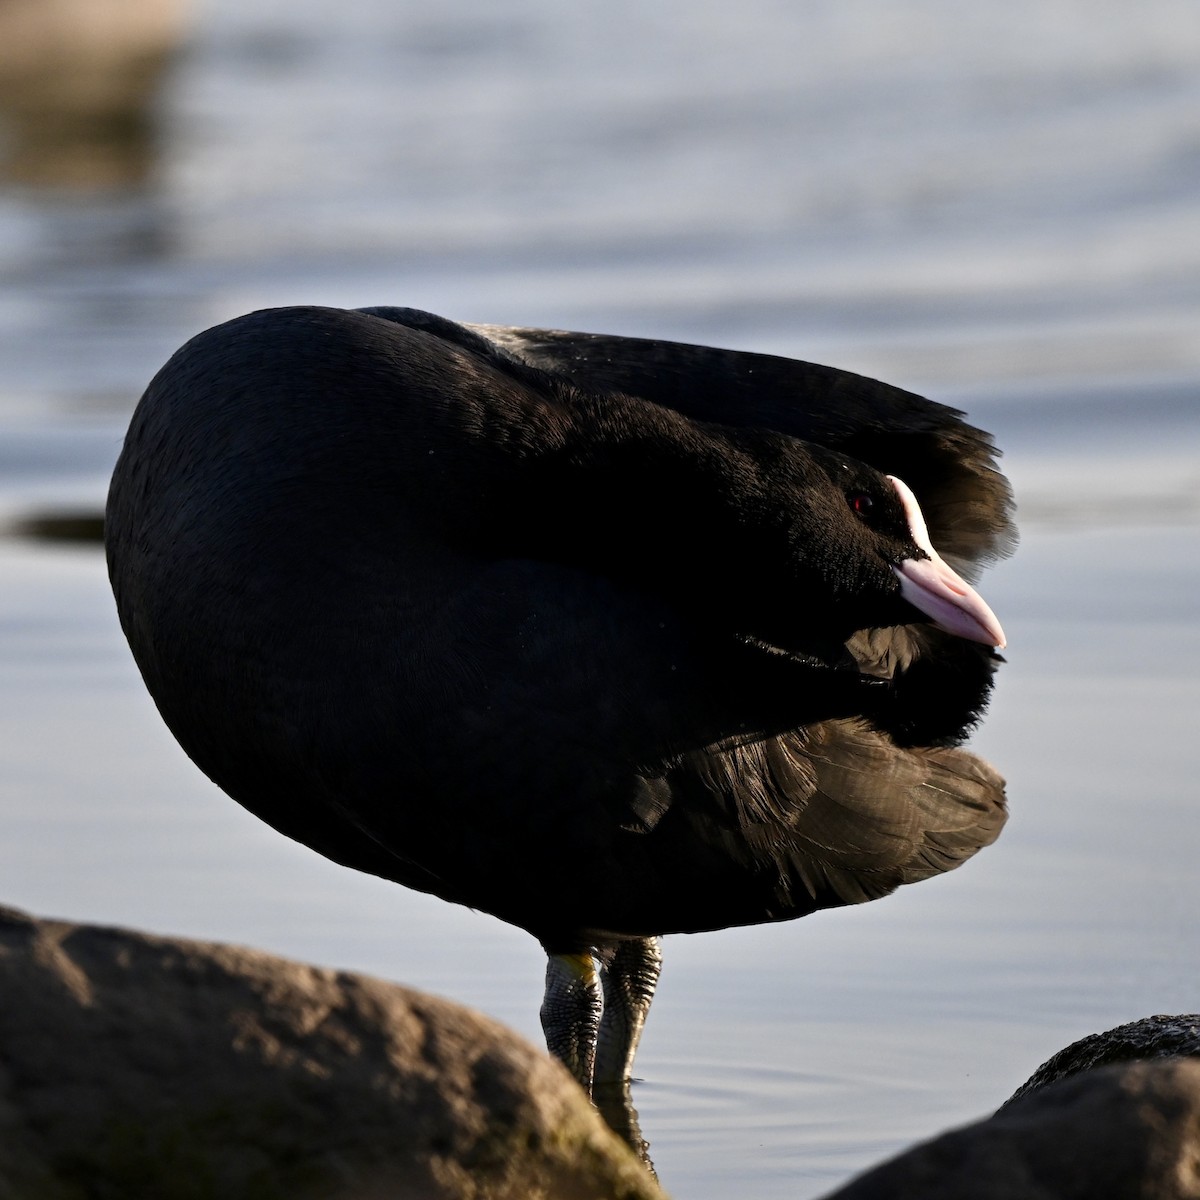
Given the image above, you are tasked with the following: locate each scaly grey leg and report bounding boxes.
[540,951,603,1090]
[594,936,663,1085]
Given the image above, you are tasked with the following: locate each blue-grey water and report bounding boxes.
[2,1,1199,1196]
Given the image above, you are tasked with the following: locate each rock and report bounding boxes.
[1007,1014,1200,1105]
[0,0,183,82]
[0,905,666,1200]
[0,0,185,187]
[821,1058,1200,1200]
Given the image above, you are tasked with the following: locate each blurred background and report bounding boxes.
[2,1,1198,1197]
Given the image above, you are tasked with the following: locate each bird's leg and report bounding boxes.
[540,951,603,1092]
[593,936,663,1085]
[585,938,662,1168]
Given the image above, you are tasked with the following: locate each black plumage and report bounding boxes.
[106,305,1013,1091]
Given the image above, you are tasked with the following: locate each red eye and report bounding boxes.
[849,493,874,515]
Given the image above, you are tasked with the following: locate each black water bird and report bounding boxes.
[106,306,1014,1094]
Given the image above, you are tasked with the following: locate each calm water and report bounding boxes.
[2,2,1199,1196]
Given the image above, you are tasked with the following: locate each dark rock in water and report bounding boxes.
[821,1059,1200,1200]
[1007,1014,1200,1105]
[0,905,664,1200]
[10,509,105,544]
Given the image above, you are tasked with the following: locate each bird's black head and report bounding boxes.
[743,441,1005,657]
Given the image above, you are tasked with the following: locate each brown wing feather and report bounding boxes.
[683,718,1006,909]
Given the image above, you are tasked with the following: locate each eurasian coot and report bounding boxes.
[106,305,1013,1091]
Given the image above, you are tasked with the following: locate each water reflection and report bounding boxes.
[594,1081,656,1172]
[0,0,185,189]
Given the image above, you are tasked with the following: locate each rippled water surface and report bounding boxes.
[2,1,1199,1195]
